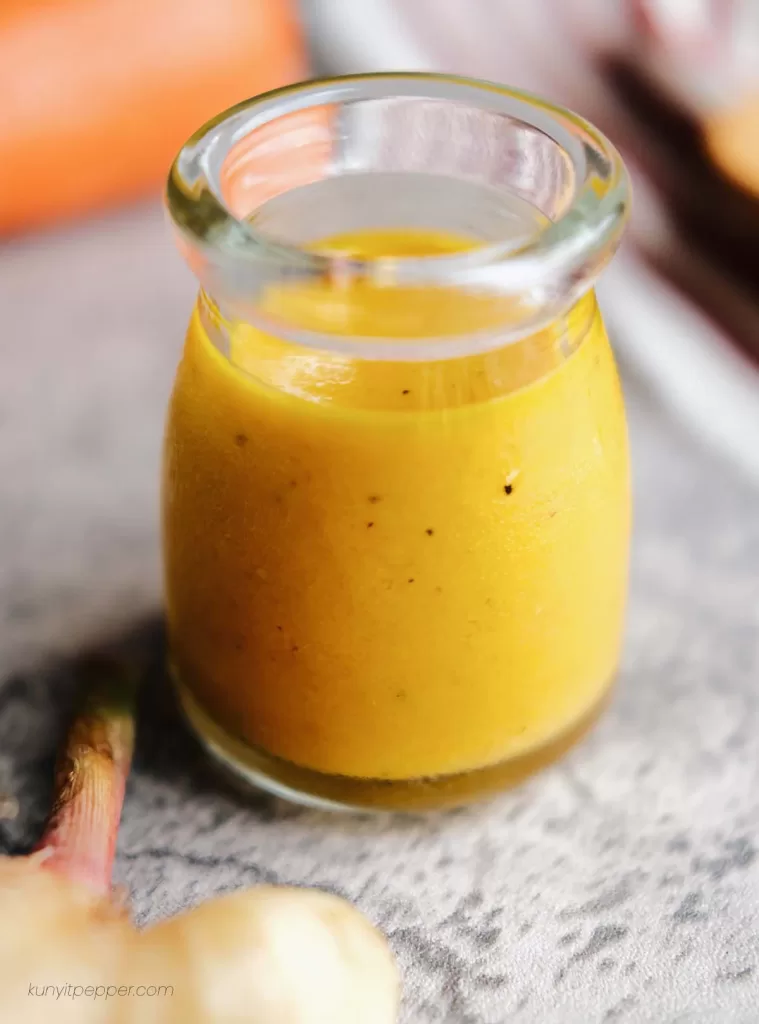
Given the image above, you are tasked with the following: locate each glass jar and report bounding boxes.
[164,73,630,811]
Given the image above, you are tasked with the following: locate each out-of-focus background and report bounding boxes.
[0,0,308,670]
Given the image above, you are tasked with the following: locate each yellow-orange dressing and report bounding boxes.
[163,228,630,781]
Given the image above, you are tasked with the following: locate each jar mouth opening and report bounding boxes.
[167,73,629,359]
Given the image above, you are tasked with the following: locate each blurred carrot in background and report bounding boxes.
[0,0,307,235]
[707,91,759,200]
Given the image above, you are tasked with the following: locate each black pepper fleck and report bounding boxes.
[408,578,415,584]
[396,690,407,700]
[401,389,410,395]
[234,433,248,447]
[367,522,374,528]
[368,495,382,504]
[425,528,434,536]
[504,484,513,495]
[291,644,299,653]
[276,625,283,632]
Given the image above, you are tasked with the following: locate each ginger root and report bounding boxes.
[0,655,399,1023]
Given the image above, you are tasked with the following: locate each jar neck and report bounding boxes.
[195,287,600,413]
[168,73,629,358]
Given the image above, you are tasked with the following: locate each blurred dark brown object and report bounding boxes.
[601,39,759,363]
[0,0,307,235]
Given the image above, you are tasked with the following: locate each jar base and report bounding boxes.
[174,676,613,812]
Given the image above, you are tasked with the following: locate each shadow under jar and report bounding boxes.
[163,73,631,811]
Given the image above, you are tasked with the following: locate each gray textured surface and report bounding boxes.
[2,204,759,1023]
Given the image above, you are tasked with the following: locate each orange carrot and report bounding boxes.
[0,0,307,234]
[706,91,759,200]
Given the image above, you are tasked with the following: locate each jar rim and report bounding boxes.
[166,72,629,359]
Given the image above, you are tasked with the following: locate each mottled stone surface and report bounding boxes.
[2,205,759,1023]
